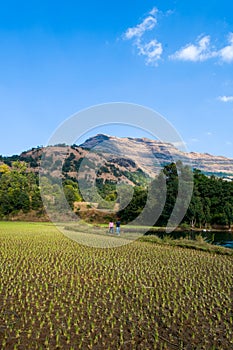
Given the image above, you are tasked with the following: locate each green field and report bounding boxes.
[0,222,233,349]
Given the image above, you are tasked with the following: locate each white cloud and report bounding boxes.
[124,14,157,40]
[149,7,158,16]
[165,9,175,16]
[170,32,233,64]
[123,10,233,67]
[218,95,233,102]
[137,39,163,65]
[218,33,233,62]
[170,35,217,62]
[123,7,162,65]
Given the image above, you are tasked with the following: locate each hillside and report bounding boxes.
[80,134,233,178]
[18,144,149,186]
[1,137,233,228]
[1,134,233,183]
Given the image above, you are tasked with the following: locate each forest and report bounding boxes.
[0,160,233,229]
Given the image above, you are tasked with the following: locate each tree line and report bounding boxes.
[0,161,80,218]
[118,163,233,229]
[0,160,232,228]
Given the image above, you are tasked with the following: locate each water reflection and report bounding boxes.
[144,230,233,249]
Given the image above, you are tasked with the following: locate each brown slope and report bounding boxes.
[81,134,233,177]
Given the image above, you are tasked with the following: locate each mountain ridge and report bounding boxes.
[1,134,233,182]
[80,134,233,178]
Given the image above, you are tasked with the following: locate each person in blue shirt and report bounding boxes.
[116,220,121,235]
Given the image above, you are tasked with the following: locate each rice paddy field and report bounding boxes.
[0,222,233,349]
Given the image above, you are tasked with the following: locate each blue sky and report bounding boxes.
[0,0,233,157]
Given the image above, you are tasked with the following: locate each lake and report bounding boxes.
[144,230,233,249]
[212,231,233,249]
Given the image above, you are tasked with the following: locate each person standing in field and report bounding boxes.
[116,219,121,235]
[109,221,114,233]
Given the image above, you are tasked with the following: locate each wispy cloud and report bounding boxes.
[219,33,233,62]
[218,95,233,102]
[123,7,163,65]
[170,32,233,64]
[124,9,157,40]
[137,39,163,65]
[170,35,217,62]
[149,7,158,16]
[124,7,233,67]
[124,16,157,40]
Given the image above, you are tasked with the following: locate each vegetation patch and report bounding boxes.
[140,234,233,256]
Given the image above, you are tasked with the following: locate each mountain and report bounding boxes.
[80,134,233,178]
[1,134,233,184]
[18,143,149,186]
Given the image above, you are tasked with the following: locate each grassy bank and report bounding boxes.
[139,234,233,256]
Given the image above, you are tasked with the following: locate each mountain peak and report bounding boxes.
[78,134,233,177]
[80,134,110,149]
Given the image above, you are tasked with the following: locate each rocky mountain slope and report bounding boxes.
[80,134,233,178]
[18,143,149,186]
[1,134,233,184]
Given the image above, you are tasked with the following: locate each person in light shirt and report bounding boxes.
[109,221,114,233]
